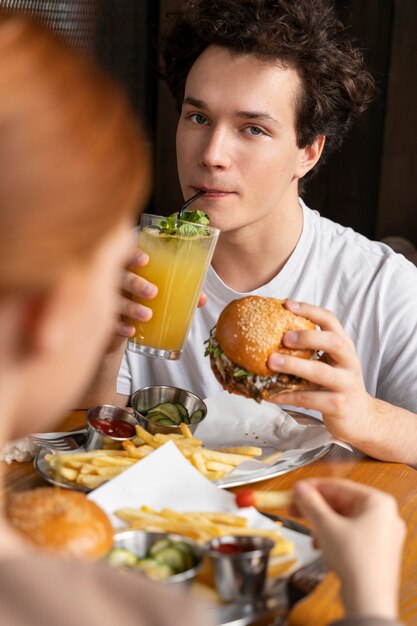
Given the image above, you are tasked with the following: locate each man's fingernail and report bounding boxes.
[135,251,148,264]
[143,283,157,297]
[269,354,285,368]
[284,331,298,345]
[287,299,300,310]
[120,324,134,337]
[136,306,152,321]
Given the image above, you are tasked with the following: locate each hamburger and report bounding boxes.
[6,487,114,561]
[205,296,316,402]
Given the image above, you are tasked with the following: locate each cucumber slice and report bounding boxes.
[190,409,204,424]
[149,538,171,557]
[147,402,181,424]
[136,558,174,581]
[154,546,186,572]
[174,402,189,421]
[173,541,195,569]
[106,548,138,568]
[173,540,194,555]
[156,417,176,425]
[146,412,172,424]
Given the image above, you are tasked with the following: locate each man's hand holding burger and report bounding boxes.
[267,299,417,463]
[267,299,373,446]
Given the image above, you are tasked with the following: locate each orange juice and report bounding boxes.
[128,215,219,359]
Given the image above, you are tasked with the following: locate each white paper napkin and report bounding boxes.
[195,392,351,478]
[0,437,38,464]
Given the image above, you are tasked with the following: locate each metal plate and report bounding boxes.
[214,443,332,489]
[34,446,90,493]
[215,410,332,489]
[35,411,332,493]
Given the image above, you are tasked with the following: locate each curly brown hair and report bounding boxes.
[161,0,375,181]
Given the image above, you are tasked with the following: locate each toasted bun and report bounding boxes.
[6,487,113,561]
[216,296,315,377]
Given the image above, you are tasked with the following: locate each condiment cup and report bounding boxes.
[85,404,138,450]
[112,530,204,588]
[131,385,207,435]
[207,535,274,602]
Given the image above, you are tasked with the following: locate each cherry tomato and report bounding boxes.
[235,489,255,508]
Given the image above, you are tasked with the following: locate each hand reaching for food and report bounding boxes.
[291,478,405,620]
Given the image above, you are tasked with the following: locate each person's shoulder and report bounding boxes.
[305,204,417,276]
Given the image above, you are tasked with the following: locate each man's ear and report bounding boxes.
[295,134,326,180]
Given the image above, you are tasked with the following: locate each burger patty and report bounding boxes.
[205,328,308,403]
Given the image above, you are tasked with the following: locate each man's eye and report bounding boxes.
[247,126,265,136]
[189,113,208,125]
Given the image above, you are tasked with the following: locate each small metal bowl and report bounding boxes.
[85,404,138,450]
[111,529,204,587]
[131,385,207,435]
[207,535,274,602]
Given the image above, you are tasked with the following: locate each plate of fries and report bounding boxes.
[88,441,320,574]
[34,422,270,492]
[35,392,342,492]
[87,442,320,625]
[34,420,333,493]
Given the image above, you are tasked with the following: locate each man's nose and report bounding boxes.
[199,128,231,169]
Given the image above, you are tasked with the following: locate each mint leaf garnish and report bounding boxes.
[180,210,210,225]
[156,210,211,236]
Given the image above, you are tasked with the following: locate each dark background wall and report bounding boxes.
[0,0,416,243]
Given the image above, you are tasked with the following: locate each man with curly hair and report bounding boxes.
[89,0,417,467]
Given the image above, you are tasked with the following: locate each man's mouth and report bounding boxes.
[193,186,234,198]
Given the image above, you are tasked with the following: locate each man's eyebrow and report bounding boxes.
[183,98,281,125]
[183,97,206,108]
[236,110,281,125]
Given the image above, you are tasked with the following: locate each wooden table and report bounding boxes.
[3,410,417,626]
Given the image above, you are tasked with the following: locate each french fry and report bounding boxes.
[79,463,96,475]
[154,433,202,446]
[180,423,193,438]
[59,467,78,481]
[90,456,136,467]
[134,424,160,447]
[75,474,106,489]
[261,451,284,464]
[190,451,207,474]
[217,446,262,457]
[95,466,127,478]
[267,558,298,578]
[200,448,253,465]
[205,461,235,473]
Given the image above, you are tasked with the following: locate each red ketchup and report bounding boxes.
[213,543,254,555]
[90,417,135,438]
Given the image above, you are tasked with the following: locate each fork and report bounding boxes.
[30,430,86,451]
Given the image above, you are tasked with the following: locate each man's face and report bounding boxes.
[176,45,311,235]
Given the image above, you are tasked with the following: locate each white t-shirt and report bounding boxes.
[118,201,417,413]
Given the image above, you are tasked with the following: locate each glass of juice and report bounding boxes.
[127,214,219,359]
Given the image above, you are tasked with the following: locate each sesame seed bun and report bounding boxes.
[6,487,114,561]
[207,296,316,402]
[217,297,315,376]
